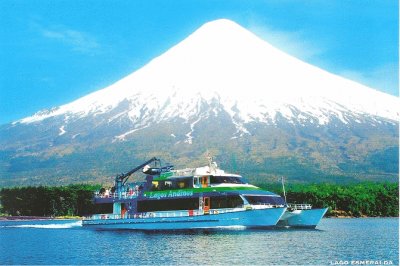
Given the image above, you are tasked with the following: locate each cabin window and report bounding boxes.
[210,195,243,209]
[204,197,210,206]
[164,181,172,189]
[178,181,186,188]
[151,181,159,191]
[244,195,285,205]
[209,176,246,185]
[193,177,200,187]
[169,178,191,189]
[93,203,113,214]
[137,198,199,212]
[155,178,192,190]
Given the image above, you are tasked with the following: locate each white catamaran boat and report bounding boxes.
[82,158,326,230]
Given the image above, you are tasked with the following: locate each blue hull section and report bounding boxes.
[277,208,328,228]
[82,208,286,230]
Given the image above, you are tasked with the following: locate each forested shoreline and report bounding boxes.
[0,182,398,218]
[0,184,100,217]
[257,182,398,217]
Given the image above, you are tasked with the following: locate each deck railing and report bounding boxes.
[94,191,138,199]
[86,207,253,220]
[89,213,123,220]
[287,203,312,210]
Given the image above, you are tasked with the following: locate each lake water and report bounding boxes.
[0,218,398,265]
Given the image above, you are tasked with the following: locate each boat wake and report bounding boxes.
[1,221,82,229]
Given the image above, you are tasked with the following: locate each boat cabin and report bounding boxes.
[150,174,247,191]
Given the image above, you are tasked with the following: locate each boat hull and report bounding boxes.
[82,207,286,230]
[277,208,328,229]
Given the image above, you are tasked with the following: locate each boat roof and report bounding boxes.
[155,163,242,180]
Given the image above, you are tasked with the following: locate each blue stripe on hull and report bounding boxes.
[82,207,286,230]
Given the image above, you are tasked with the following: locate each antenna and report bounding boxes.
[281,176,287,204]
[206,150,213,168]
[205,150,218,174]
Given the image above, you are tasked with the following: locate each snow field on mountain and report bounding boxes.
[19,19,398,137]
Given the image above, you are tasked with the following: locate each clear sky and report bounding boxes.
[0,0,398,125]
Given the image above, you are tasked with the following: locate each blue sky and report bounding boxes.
[0,0,398,125]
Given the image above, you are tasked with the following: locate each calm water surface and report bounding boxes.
[0,218,398,265]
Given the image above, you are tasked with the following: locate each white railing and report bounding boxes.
[87,210,194,220]
[89,213,124,220]
[127,210,197,219]
[287,203,312,210]
[86,207,252,220]
[249,204,285,209]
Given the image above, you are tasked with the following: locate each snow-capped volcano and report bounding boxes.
[1,19,398,187]
[20,19,398,130]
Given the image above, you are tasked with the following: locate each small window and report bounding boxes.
[205,198,209,205]
[151,181,159,191]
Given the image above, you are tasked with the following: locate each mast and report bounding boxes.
[206,151,217,174]
[206,151,212,169]
[281,176,287,204]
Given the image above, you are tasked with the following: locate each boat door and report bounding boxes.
[121,203,127,219]
[203,197,210,214]
[201,176,208,188]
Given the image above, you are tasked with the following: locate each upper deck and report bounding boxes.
[94,161,273,202]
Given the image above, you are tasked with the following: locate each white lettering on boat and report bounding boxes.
[147,190,194,199]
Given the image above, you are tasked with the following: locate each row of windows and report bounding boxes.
[97,195,284,214]
[151,175,247,191]
[137,195,245,212]
[137,198,199,212]
[244,195,285,205]
[151,177,192,191]
[209,176,246,185]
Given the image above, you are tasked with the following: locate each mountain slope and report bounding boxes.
[0,19,398,187]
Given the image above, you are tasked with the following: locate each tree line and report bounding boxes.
[0,182,398,217]
[0,184,100,217]
[258,182,399,217]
